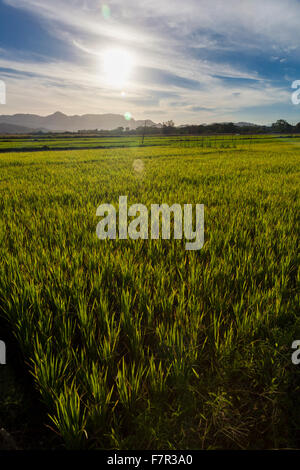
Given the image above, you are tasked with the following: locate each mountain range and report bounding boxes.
[0,112,159,133]
[0,112,261,134]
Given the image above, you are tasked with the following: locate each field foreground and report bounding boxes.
[0,138,299,449]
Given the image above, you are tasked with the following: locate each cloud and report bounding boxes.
[0,0,298,123]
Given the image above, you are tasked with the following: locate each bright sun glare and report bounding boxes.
[102,48,135,89]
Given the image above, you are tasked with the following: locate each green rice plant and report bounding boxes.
[147,355,171,397]
[97,312,121,365]
[49,382,88,450]
[80,363,114,436]
[116,358,147,411]
[29,335,73,407]
[120,290,145,361]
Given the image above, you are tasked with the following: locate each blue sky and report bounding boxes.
[0,0,300,124]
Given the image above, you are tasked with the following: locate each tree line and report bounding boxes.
[77,119,300,136]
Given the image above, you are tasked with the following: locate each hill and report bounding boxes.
[0,112,159,132]
[0,122,40,134]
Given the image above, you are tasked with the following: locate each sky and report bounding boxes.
[0,0,300,125]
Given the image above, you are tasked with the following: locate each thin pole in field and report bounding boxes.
[141,120,147,146]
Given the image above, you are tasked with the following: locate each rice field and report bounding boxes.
[0,133,282,152]
[0,136,299,449]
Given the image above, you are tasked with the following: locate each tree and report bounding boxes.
[162,120,175,134]
[271,119,292,133]
[294,122,300,133]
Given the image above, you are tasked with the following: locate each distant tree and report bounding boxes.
[110,126,124,134]
[271,119,292,133]
[294,122,300,133]
[162,120,175,134]
[163,120,175,127]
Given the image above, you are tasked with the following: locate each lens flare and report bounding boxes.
[133,159,145,175]
[124,112,132,121]
[102,5,111,20]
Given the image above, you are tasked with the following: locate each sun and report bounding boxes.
[102,48,135,89]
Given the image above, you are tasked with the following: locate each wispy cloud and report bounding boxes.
[0,0,298,123]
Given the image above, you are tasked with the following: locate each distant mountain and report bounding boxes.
[0,122,40,134]
[235,122,259,127]
[0,112,159,132]
[209,121,261,127]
